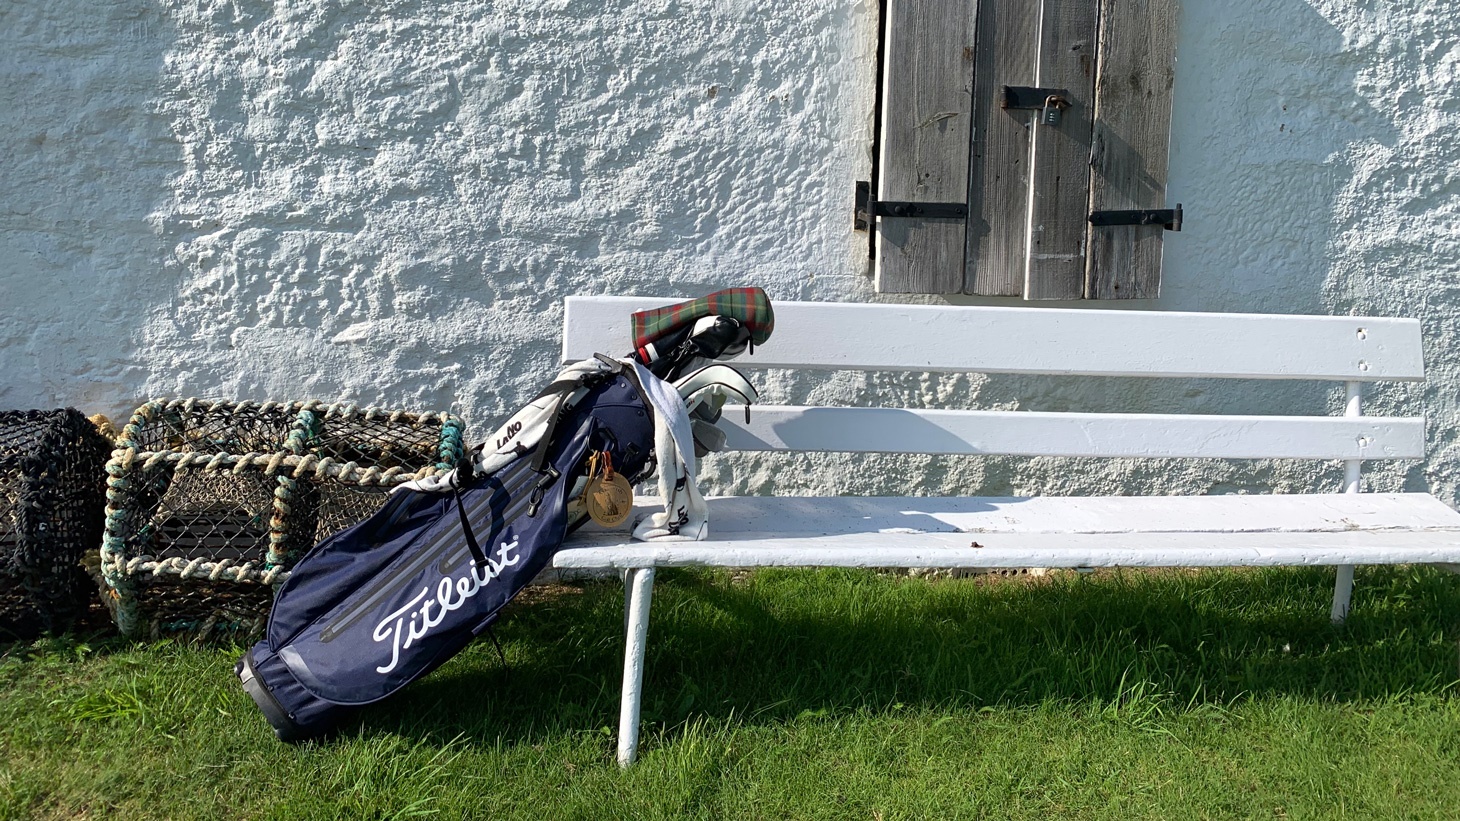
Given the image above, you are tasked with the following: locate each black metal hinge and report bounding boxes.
[854,180,967,231]
[1088,204,1183,232]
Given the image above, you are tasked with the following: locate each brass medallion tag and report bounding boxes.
[586,473,633,527]
[585,450,632,527]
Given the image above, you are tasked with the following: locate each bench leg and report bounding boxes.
[623,568,632,633]
[617,566,656,767]
[1331,565,1355,624]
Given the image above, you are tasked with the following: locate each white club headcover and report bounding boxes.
[673,364,758,415]
[396,358,615,494]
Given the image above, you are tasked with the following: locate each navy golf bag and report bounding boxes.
[238,367,655,740]
[238,287,774,741]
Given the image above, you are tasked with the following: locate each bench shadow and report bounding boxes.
[367,565,1460,747]
[731,407,992,457]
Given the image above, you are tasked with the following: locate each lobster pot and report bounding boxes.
[114,399,305,455]
[0,409,111,640]
[288,405,465,548]
[99,400,463,640]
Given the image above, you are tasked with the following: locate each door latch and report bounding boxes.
[854,180,967,231]
[1088,204,1183,232]
[1001,86,1072,126]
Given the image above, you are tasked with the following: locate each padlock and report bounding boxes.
[1042,94,1069,126]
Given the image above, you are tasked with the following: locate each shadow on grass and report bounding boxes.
[0,599,132,661]
[362,565,1460,746]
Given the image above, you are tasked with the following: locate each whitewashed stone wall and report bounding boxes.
[3,0,1457,505]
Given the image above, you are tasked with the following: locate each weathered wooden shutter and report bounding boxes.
[872,0,1178,300]
[872,0,978,295]
[1084,0,1179,299]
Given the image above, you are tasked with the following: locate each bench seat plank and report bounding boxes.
[557,493,1460,569]
[575,493,1460,536]
[562,297,1439,766]
[722,406,1426,459]
[555,529,1460,570]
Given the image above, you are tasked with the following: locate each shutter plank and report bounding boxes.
[875,0,978,294]
[964,0,1039,296]
[1024,0,1098,300]
[1086,0,1178,299]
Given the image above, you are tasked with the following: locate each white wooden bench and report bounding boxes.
[553,297,1460,766]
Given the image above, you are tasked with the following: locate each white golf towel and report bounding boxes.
[630,360,708,542]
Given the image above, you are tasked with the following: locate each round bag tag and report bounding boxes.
[586,451,633,527]
[587,473,633,527]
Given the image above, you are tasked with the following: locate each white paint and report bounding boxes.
[1332,564,1356,623]
[565,298,1425,381]
[563,299,1442,754]
[2,0,1458,510]
[568,492,1460,539]
[720,406,1425,460]
[618,566,654,768]
[558,530,1460,570]
[1333,380,1365,621]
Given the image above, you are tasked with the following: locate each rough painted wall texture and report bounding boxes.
[2,0,1457,506]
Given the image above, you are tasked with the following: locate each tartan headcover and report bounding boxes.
[631,287,775,350]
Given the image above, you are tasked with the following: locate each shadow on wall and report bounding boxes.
[800,0,1420,500]
[937,0,1386,318]
[1,0,1433,501]
[0,0,178,417]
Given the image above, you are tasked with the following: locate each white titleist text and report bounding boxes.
[372,537,521,674]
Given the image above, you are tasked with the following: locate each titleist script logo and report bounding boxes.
[373,537,521,675]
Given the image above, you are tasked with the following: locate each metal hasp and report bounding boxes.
[1001,85,1072,127]
[854,180,967,231]
[1088,203,1183,232]
[1001,85,1071,110]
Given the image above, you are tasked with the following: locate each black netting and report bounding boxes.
[142,470,277,563]
[0,409,111,641]
[130,575,274,643]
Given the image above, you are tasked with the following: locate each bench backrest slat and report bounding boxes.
[564,297,1425,382]
[721,407,1426,460]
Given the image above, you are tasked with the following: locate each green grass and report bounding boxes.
[4,566,1460,819]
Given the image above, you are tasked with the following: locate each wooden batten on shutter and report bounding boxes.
[1086,0,1178,299]
[965,0,1037,297]
[965,0,1099,300]
[1023,0,1099,299]
[873,0,978,295]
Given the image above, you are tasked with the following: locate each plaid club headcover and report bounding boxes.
[630,287,775,351]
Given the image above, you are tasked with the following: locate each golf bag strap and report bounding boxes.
[526,376,588,516]
[532,378,586,401]
[453,486,489,568]
[524,356,642,516]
